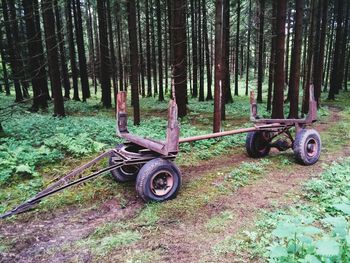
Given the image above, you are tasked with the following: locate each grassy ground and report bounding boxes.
[0,85,349,263]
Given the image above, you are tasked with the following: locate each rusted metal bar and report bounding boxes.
[179,127,258,143]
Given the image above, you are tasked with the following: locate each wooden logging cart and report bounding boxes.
[0,86,321,219]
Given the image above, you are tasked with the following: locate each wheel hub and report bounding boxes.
[151,171,174,197]
[306,138,318,157]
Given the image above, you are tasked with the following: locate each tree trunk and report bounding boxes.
[224,0,232,105]
[107,0,118,104]
[285,7,291,85]
[116,2,124,91]
[203,1,212,100]
[267,1,277,112]
[150,0,158,95]
[73,0,90,101]
[0,28,10,95]
[145,0,152,96]
[271,0,286,119]
[156,0,164,101]
[97,0,112,108]
[54,0,71,99]
[288,0,303,118]
[42,0,65,117]
[198,2,205,102]
[328,0,344,100]
[66,0,80,101]
[234,1,240,96]
[257,0,265,103]
[213,0,224,132]
[1,0,23,102]
[245,0,252,96]
[86,0,97,93]
[127,0,140,125]
[314,0,328,105]
[22,0,48,110]
[190,0,198,98]
[171,0,187,117]
[137,0,146,97]
[338,0,349,91]
[324,13,335,92]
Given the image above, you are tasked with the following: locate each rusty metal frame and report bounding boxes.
[116,85,317,155]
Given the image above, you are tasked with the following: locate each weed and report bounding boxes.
[206,210,234,233]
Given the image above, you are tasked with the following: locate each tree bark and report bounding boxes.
[137,0,146,97]
[0,28,10,95]
[198,2,205,102]
[171,0,187,117]
[145,0,152,96]
[328,0,344,100]
[22,0,49,110]
[54,0,71,99]
[203,1,212,100]
[150,0,158,95]
[245,0,252,96]
[257,0,265,103]
[127,0,140,125]
[97,0,112,108]
[288,0,303,118]
[234,1,240,96]
[156,0,164,101]
[213,0,224,132]
[224,0,232,105]
[73,0,90,101]
[271,0,286,119]
[190,0,198,98]
[1,0,23,102]
[42,0,65,117]
[66,0,80,101]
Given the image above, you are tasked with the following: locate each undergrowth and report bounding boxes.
[214,157,350,262]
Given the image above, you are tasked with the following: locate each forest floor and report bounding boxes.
[0,91,350,263]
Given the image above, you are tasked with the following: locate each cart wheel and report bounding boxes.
[245,131,271,158]
[293,129,321,165]
[109,144,141,182]
[136,158,182,202]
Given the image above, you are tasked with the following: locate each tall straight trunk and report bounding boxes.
[214,0,224,132]
[156,0,164,101]
[127,0,140,125]
[328,0,343,100]
[267,1,277,112]
[86,0,97,92]
[338,0,349,91]
[165,0,169,94]
[224,0,232,105]
[171,0,187,117]
[302,0,316,114]
[288,0,303,118]
[257,0,265,103]
[0,29,10,95]
[22,0,48,110]
[97,0,111,108]
[8,0,29,98]
[271,0,286,119]
[116,2,124,91]
[345,46,350,91]
[145,0,152,96]
[1,0,23,102]
[198,2,205,102]
[137,0,146,97]
[42,0,65,116]
[54,0,71,99]
[203,1,212,100]
[74,0,90,101]
[66,0,80,101]
[324,15,335,91]
[107,0,118,102]
[190,0,198,98]
[285,7,291,85]
[150,0,158,95]
[245,0,252,96]
[234,1,240,96]
[314,0,328,105]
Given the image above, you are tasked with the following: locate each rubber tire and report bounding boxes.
[245,131,271,158]
[136,158,182,202]
[293,129,321,165]
[109,144,141,182]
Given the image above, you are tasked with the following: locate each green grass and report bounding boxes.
[206,211,235,233]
